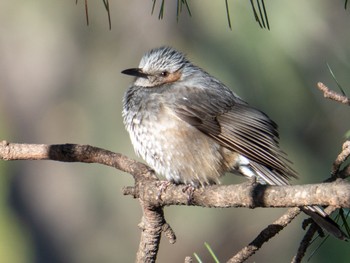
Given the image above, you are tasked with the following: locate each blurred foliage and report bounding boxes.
[76,0,111,29]
[327,63,347,97]
[0,167,33,262]
[249,0,270,29]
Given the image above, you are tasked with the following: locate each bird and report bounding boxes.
[121,46,347,240]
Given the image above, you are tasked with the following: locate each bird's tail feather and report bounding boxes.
[301,207,348,240]
[237,159,348,240]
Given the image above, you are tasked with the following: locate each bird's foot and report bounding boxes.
[241,175,259,188]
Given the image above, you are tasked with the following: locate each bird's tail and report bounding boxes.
[301,207,347,240]
[237,159,348,240]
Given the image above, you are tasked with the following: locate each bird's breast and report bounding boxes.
[123,90,229,186]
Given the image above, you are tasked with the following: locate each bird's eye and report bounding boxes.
[160,71,169,77]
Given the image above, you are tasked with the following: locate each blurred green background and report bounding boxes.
[0,1,349,262]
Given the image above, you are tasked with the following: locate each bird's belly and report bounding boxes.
[128,112,227,186]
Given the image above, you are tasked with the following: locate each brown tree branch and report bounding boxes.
[1,140,350,263]
[2,141,349,209]
[136,199,175,263]
[332,140,350,177]
[292,205,341,263]
[123,179,350,208]
[228,207,301,263]
[291,141,350,262]
[230,138,350,263]
[291,223,318,263]
[230,78,350,263]
[0,140,157,182]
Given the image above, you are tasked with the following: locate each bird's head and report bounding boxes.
[122,47,191,87]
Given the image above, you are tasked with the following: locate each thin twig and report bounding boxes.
[332,140,350,177]
[228,208,301,263]
[292,206,338,263]
[292,139,350,262]
[317,82,350,105]
[291,223,319,263]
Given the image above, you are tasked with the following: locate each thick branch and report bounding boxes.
[2,141,350,209]
[0,141,157,182]
[126,179,350,209]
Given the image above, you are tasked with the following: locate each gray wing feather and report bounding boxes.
[167,85,348,239]
[170,87,297,181]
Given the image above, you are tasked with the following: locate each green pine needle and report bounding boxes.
[151,0,270,30]
[250,0,262,28]
[152,0,192,21]
[307,234,330,261]
[250,0,270,30]
[193,253,203,263]
[183,0,192,16]
[261,0,270,29]
[308,210,350,261]
[339,209,350,237]
[194,243,220,263]
[326,63,347,96]
[225,0,232,30]
[204,242,220,263]
[151,0,156,15]
[159,0,165,19]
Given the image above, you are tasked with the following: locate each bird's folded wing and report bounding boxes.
[170,91,297,181]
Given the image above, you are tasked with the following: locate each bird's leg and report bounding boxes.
[243,174,260,188]
[248,174,257,184]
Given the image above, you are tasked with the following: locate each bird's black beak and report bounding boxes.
[121,68,149,79]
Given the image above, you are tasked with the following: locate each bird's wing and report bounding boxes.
[164,82,348,240]
[170,87,297,182]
